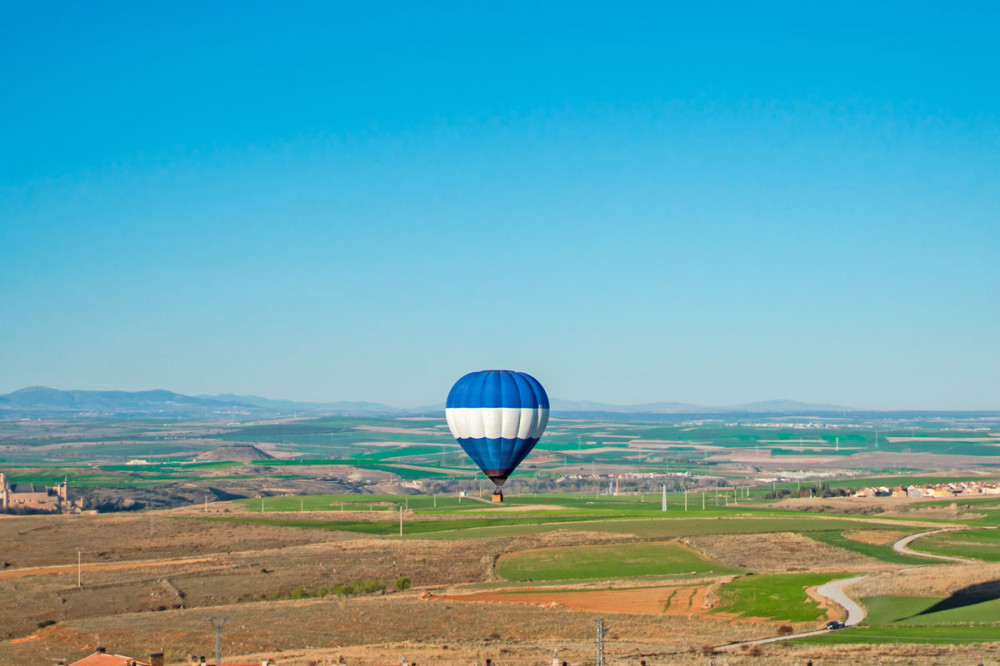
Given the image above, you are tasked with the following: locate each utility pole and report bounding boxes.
[399,505,403,537]
[684,491,688,512]
[702,491,705,510]
[595,618,606,666]
[76,548,82,588]
[208,617,227,666]
[661,484,666,512]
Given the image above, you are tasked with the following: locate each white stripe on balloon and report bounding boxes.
[445,408,549,440]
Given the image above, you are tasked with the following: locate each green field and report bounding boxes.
[496,541,735,581]
[798,594,1000,645]
[243,491,814,516]
[427,513,923,540]
[210,511,914,540]
[243,493,474,512]
[807,530,933,565]
[908,528,1000,561]
[4,413,998,494]
[716,573,848,622]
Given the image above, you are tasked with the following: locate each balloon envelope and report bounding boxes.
[445,370,549,487]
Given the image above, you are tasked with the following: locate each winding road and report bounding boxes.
[714,575,869,650]
[715,528,978,651]
[892,528,975,563]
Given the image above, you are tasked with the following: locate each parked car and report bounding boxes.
[825,620,845,630]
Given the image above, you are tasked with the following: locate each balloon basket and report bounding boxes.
[491,490,504,503]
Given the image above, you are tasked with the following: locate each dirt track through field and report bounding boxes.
[0,557,214,580]
[437,584,712,615]
[892,529,976,563]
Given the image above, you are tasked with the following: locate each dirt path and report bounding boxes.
[892,529,976,564]
[0,557,214,580]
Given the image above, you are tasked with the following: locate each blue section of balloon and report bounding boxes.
[446,370,549,409]
[445,370,549,486]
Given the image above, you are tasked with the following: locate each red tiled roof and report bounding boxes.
[70,654,150,666]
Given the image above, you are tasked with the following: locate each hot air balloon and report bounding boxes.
[445,370,549,502]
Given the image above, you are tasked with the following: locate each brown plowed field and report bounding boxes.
[437,583,713,616]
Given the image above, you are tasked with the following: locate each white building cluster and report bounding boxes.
[852,480,1000,499]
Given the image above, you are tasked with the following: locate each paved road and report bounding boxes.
[892,529,975,564]
[716,527,985,651]
[714,574,869,650]
[816,575,868,626]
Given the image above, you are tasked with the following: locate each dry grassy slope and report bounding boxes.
[6,510,995,666]
[0,510,629,648]
[241,641,1000,666]
[0,594,778,666]
[851,562,1000,598]
[4,597,996,666]
[0,513,348,568]
[682,532,896,573]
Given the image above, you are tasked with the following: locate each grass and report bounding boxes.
[241,493,470,512]
[250,460,467,479]
[797,594,1000,645]
[807,530,934,565]
[715,573,849,622]
[241,491,830,517]
[209,505,896,539]
[799,625,1000,644]
[908,528,1000,561]
[199,514,611,535]
[496,541,736,581]
[418,516,889,540]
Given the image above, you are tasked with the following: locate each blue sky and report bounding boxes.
[2,1,998,409]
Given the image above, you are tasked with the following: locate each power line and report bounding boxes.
[207,617,227,665]
[595,618,607,666]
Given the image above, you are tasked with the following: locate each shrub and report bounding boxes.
[358,579,384,594]
[777,624,793,635]
[395,576,411,592]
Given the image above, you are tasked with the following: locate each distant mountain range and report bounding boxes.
[202,393,398,414]
[0,386,245,417]
[0,386,858,419]
[0,387,399,418]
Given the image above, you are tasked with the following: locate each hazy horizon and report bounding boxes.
[5,384,1000,414]
[3,3,998,410]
